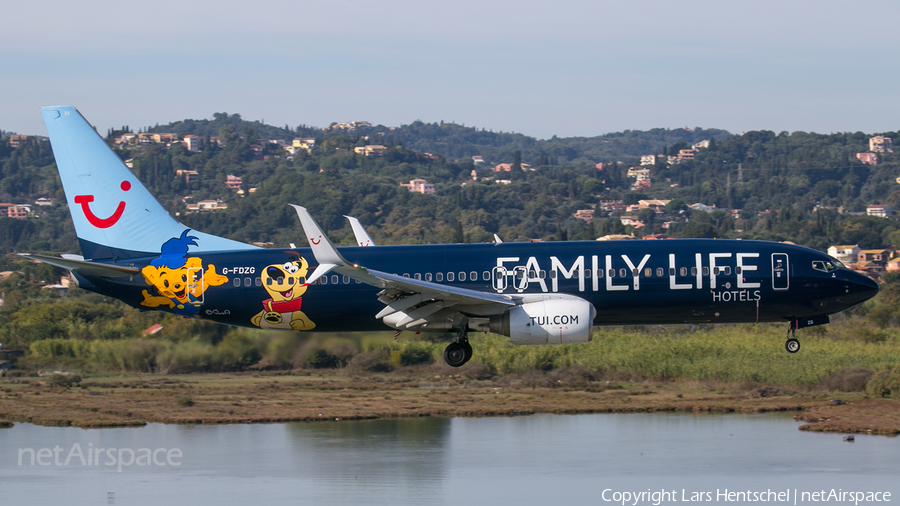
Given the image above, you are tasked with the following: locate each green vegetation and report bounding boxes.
[2,116,900,398]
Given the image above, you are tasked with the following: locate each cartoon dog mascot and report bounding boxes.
[251,255,316,330]
[140,230,228,316]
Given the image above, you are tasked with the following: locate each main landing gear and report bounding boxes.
[785,322,800,354]
[443,329,473,367]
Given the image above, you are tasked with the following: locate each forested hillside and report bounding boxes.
[1,115,899,256]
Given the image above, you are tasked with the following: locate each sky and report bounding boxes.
[2,0,898,139]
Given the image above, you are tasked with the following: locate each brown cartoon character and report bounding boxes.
[251,256,316,330]
[139,230,228,316]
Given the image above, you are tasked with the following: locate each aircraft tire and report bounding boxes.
[461,341,473,363]
[444,342,467,367]
[785,338,800,354]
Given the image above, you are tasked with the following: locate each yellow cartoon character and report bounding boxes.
[251,256,315,330]
[139,230,228,316]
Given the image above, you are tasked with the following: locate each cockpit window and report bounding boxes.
[812,259,843,272]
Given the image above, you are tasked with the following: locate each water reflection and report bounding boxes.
[1,413,898,506]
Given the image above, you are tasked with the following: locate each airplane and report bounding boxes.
[24,106,880,367]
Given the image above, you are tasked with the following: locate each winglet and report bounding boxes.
[344,215,376,246]
[290,205,352,284]
[493,234,503,244]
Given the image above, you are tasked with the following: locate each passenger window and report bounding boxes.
[550,270,557,279]
[644,268,652,277]
[233,278,241,287]
[619,268,627,278]
[539,270,546,279]
[690,267,697,276]
[736,266,742,274]
[425,273,432,282]
[459,272,466,281]
[255,277,262,287]
[436,272,443,282]
[483,271,490,281]
[712,267,719,275]
[266,278,273,286]
[680,267,687,276]
[448,272,455,281]
[702,267,709,276]
[470,271,477,281]
[657,267,664,277]
[724,266,731,275]
[597,269,604,278]
[343,275,350,284]
[403,273,410,278]
[331,275,339,284]
[608,269,615,278]
[584,269,591,278]
[320,276,327,285]
[414,273,421,280]
[244,277,251,287]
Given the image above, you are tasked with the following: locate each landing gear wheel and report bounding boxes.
[444,342,468,367]
[461,341,473,363]
[785,338,800,354]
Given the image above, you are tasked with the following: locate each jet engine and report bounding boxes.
[489,296,596,345]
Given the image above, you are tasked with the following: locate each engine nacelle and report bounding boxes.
[490,297,595,345]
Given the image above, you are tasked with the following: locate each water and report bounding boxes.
[1,413,896,505]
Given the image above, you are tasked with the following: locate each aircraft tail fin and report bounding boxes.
[41,106,258,260]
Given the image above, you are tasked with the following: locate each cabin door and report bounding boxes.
[771,253,789,291]
[187,267,205,304]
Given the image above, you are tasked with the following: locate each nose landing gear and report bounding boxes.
[443,329,473,367]
[785,321,800,354]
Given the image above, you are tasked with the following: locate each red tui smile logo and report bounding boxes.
[74,181,131,228]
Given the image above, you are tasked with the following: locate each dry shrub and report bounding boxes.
[820,366,874,392]
[461,361,494,380]
[551,365,595,388]
[866,365,900,398]
[347,351,393,373]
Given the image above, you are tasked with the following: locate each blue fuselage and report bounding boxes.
[76,239,879,333]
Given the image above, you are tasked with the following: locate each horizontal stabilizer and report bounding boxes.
[20,253,140,277]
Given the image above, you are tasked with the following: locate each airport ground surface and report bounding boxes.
[1,369,897,435]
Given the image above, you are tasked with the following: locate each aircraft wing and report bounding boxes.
[292,205,515,328]
[20,253,140,277]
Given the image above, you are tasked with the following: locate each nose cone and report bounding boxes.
[846,271,880,306]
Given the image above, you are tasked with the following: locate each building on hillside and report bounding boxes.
[114,133,137,145]
[642,233,668,240]
[225,175,243,190]
[887,255,900,272]
[599,200,626,212]
[827,244,861,264]
[186,200,228,212]
[292,138,315,152]
[627,167,651,179]
[870,136,892,153]
[176,170,199,184]
[631,178,651,191]
[401,179,435,194]
[8,135,29,147]
[692,140,711,150]
[858,249,891,267]
[34,197,53,207]
[856,152,878,165]
[595,163,606,170]
[7,205,31,219]
[640,155,656,166]
[619,216,644,228]
[472,155,484,164]
[689,203,715,212]
[638,199,670,211]
[867,204,893,217]
[183,134,201,152]
[573,209,595,222]
[494,163,532,172]
[353,145,386,157]
[677,149,695,161]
